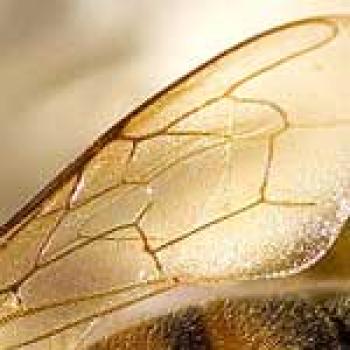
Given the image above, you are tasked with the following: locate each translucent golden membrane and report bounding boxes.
[0,16,349,349]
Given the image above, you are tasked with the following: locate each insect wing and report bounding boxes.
[0,16,349,349]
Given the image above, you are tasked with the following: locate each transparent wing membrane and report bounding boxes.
[0,16,349,349]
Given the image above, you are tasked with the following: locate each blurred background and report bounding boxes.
[1,0,350,225]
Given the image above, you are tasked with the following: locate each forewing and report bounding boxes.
[0,16,349,349]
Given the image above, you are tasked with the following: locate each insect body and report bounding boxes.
[0,15,349,349]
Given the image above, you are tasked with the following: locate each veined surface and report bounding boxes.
[0,16,349,349]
